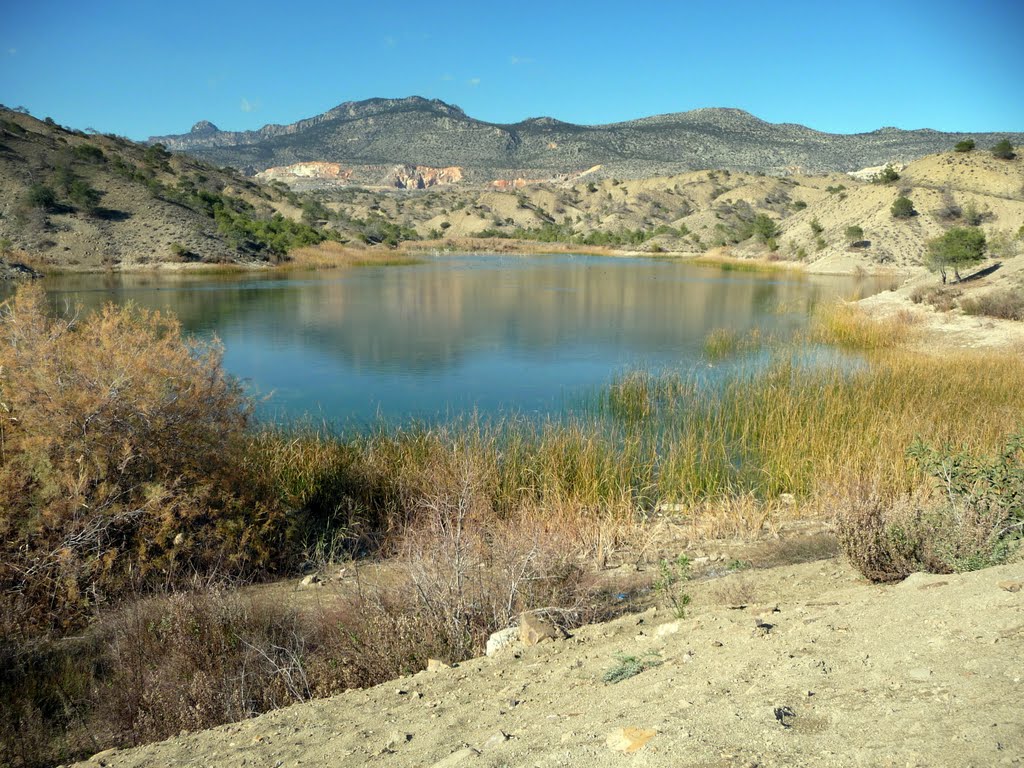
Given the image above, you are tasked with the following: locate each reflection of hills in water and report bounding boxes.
[44,257,864,375]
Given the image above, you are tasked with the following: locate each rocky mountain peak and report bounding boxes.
[190,120,220,134]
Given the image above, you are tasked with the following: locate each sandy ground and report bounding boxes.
[73,555,1024,768]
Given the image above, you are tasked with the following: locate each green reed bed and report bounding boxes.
[242,341,1024,560]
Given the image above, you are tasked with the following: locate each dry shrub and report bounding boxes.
[0,285,290,634]
[95,587,318,744]
[961,288,1024,321]
[1,454,615,766]
[837,489,1014,583]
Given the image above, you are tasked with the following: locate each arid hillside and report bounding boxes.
[310,147,1024,273]
[0,108,333,273]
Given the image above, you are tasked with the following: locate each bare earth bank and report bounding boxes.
[73,558,1024,768]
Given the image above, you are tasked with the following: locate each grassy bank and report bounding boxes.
[2,286,1022,766]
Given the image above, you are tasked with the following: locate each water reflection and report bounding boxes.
[30,255,885,423]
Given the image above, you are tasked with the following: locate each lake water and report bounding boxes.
[29,255,886,425]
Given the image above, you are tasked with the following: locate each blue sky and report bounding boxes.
[2,0,1022,140]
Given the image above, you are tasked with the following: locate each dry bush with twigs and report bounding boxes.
[0,285,291,634]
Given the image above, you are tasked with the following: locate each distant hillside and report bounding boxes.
[309,145,1024,277]
[0,108,337,273]
[149,96,1024,183]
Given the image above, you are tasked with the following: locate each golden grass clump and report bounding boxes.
[809,301,918,349]
[285,241,422,270]
[702,327,765,361]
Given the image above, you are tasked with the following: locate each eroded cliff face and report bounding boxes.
[490,177,548,190]
[256,162,354,182]
[384,164,464,189]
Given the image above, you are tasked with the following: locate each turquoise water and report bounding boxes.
[28,255,886,425]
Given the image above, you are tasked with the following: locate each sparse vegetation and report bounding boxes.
[891,196,916,219]
[991,139,1015,160]
[653,555,692,617]
[602,651,663,684]
[954,139,975,153]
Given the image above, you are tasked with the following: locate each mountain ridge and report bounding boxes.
[148,96,1024,182]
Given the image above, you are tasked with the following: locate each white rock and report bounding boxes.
[486,627,519,657]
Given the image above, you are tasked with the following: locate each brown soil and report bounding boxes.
[72,552,1024,768]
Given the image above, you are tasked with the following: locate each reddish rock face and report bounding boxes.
[385,164,464,189]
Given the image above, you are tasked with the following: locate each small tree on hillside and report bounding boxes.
[991,140,1015,160]
[845,225,864,246]
[891,196,916,219]
[925,226,987,284]
[954,139,975,153]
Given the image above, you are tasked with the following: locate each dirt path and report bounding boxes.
[74,557,1024,768]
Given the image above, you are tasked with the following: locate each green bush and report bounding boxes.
[751,213,779,244]
[954,139,975,153]
[872,164,900,184]
[845,225,864,244]
[891,196,916,219]
[67,178,101,214]
[991,139,1015,160]
[24,184,57,211]
[71,143,105,163]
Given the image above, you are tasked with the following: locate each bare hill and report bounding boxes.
[148,96,1024,182]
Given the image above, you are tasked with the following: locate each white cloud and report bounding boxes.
[240,97,259,113]
[440,73,454,81]
[509,56,533,65]
[467,77,481,87]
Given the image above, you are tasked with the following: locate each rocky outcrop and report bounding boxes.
[256,162,354,182]
[490,177,549,190]
[384,164,464,189]
[847,162,906,181]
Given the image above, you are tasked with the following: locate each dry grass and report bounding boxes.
[402,237,625,257]
[809,301,918,349]
[703,327,766,361]
[283,241,422,270]
[688,251,804,274]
